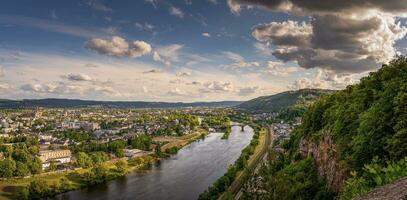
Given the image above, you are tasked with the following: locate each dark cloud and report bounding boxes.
[230,0,407,15]
[250,13,407,74]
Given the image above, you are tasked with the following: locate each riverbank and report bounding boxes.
[218,127,271,200]
[198,125,266,200]
[160,128,207,152]
[0,128,208,200]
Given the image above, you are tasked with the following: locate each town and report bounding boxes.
[0,108,249,173]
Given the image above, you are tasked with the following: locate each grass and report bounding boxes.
[161,128,207,151]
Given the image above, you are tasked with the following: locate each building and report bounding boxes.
[39,149,72,169]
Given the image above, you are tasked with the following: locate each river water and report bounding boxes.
[54,125,253,200]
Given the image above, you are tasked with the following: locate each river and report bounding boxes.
[54,125,254,200]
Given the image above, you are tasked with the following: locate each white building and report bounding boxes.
[39,149,72,169]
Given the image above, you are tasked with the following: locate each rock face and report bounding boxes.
[356,177,407,200]
[300,134,346,193]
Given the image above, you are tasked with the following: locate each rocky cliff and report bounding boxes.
[299,133,346,193]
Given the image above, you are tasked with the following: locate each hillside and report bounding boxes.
[0,99,242,109]
[243,56,407,200]
[237,89,332,113]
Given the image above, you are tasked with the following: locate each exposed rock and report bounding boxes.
[300,133,346,192]
[356,177,407,200]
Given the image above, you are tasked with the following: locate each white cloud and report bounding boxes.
[168,88,187,96]
[0,83,9,90]
[145,0,158,8]
[86,36,152,58]
[222,51,260,68]
[288,69,359,90]
[153,44,183,65]
[135,22,154,31]
[202,32,211,37]
[227,0,242,15]
[238,86,260,96]
[84,0,112,12]
[222,51,244,62]
[229,61,260,68]
[169,6,184,18]
[266,61,298,76]
[153,51,170,66]
[176,72,191,77]
[203,81,234,92]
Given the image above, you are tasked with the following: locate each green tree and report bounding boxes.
[14,162,30,177]
[29,157,42,175]
[29,179,48,199]
[76,152,93,168]
[0,158,16,178]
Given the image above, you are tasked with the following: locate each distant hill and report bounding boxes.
[0,98,242,109]
[236,89,333,113]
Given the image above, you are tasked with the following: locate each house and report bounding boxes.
[39,149,72,169]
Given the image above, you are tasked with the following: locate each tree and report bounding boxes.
[30,157,42,175]
[0,158,16,178]
[91,163,110,183]
[29,179,48,199]
[14,162,30,177]
[76,152,93,168]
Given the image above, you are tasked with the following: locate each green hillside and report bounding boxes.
[243,57,407,199]
[237,89,332,113]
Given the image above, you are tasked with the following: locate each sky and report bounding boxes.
[0,0,406,102]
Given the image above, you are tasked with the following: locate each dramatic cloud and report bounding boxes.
[228,0,407,15]
[86,36,152,58]
[169,6,184,18]
[231,0,407,75]
[63,73,93,81]
[252,20,312,47]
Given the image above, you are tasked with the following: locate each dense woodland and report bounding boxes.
[243,56,407,199]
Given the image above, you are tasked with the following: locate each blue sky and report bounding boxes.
[0,0,406,101]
